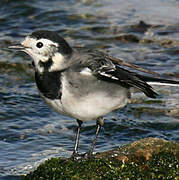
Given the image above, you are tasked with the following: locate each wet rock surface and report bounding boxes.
[24,138,179,179]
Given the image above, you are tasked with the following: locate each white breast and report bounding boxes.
[62,92,128,121]
[38,74,130,121]
[60,76,129,121]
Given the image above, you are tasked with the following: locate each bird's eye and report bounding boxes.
[36,42,43,48]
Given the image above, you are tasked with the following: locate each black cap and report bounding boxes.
[30,30,72,55]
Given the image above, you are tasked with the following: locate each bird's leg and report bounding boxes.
[88,117,104,156]
[72,119,83,157]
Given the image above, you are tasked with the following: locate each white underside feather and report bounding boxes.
[147,82,179,87]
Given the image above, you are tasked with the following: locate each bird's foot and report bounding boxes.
[71,151,83,160]
[71,151,95,160]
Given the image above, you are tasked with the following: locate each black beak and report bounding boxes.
[8,44,25,50]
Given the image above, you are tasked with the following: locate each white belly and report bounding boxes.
[39,74,130,121]
[40,86,129,121]
[61,91,129,121]
[60,75,129,121]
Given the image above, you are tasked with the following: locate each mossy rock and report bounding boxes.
[23,138,179,180]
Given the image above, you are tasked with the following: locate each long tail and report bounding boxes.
[138,75,179,87]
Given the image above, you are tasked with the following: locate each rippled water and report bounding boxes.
[0,0,179,179]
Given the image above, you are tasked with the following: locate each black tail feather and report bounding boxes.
[126,80,158,98]
[114,66,159,98]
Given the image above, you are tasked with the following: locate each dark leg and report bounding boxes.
[72,119,83,157]
[88,117,104,156]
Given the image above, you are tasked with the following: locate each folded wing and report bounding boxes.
[84,52,158,98]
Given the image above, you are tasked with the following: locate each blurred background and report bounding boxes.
[0,0,179,179]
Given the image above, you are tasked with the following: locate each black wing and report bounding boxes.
[97,65,158,98]
[83,51,158,98]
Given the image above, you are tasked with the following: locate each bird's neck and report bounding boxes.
[35,70,63,100]
[34,52,73,74]
[38,58,53,72]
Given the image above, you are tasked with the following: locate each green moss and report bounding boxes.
[24,152,179,180]
[23,138,179,179]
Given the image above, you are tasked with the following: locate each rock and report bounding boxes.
[23,138,179,180]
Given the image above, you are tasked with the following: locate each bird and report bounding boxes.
[9,30,179,157]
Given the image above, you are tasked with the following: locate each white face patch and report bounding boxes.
[49,52,65,72]
[22,37,58,58]
[21,36,59,72]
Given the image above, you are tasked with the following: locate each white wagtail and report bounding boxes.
[9,30,179,157]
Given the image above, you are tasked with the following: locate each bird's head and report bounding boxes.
[9,30,73,72]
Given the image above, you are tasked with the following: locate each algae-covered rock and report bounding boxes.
[23,138,179,180]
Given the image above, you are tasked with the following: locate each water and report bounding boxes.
[0,0,179,179]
